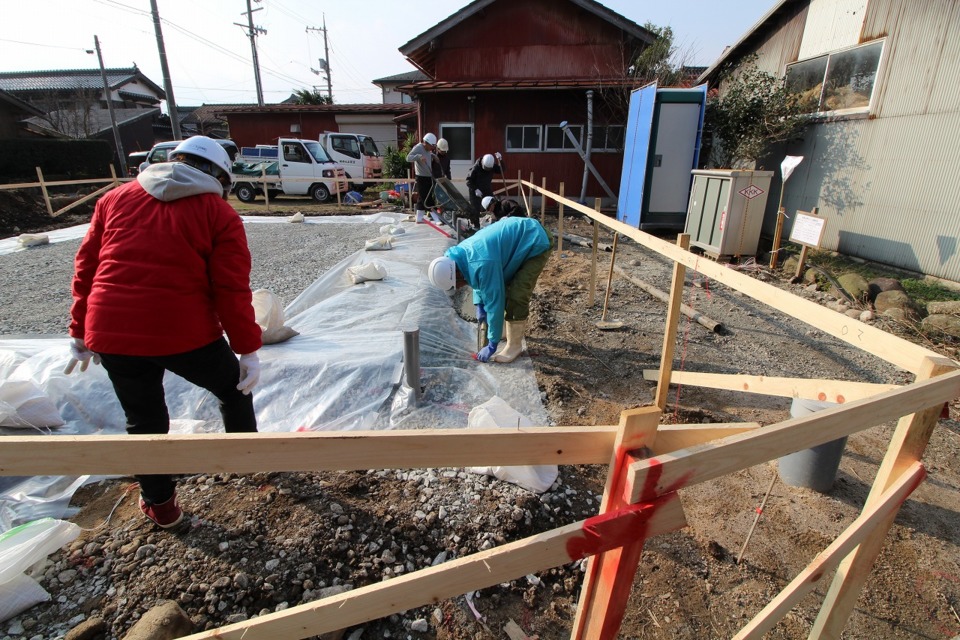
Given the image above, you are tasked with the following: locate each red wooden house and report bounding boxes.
[398,0,655,201]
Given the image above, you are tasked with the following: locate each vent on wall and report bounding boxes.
[290,124,301,133]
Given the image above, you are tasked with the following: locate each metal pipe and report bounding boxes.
[579,90,594,202]
[403,327,421,405]
[560,121,616,200]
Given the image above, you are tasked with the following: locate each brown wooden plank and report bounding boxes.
[626,367,960,503]
[655,234,690,410]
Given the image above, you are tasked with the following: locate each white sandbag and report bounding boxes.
[0,573,50,623]
[252,289,299,345]
[347,261,387,284]
[17,234,49,247]
[466,396,558,494]
[364,236,393,251]
[288,212,304,223]
[0,518,80,584]
[0,380,65,428]
[378,224,405,236]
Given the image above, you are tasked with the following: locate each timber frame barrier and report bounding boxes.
[1,178,958,639]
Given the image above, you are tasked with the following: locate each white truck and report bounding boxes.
[231,138,349,203]
[318,132,383,191]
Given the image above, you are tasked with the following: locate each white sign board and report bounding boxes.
[789,211,827,248]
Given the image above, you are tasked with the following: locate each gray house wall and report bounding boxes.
[713,0,960,282]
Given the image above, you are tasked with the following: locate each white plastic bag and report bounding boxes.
[346,261,387,284]
[467,396,558,493]
[288,212,305,223]
[379,224,405,236]
[0,518,79,623]
[364,236,393,251]
[0,380,65,429]
[0,573,50,623]
[17,234,50,247]
[252,289,299,345]
[0,518,80,584]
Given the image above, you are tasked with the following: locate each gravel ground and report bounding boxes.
[0,221,379,336]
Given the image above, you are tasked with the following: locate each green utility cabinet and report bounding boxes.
[684,169,773,258]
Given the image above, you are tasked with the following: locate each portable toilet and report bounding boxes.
[617,82,707,231]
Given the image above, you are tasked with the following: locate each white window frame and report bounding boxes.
[786,38,885,117]
[505,124,542,152]
[544,124,583,152]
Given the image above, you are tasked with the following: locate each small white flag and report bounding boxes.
[781,155,804,183]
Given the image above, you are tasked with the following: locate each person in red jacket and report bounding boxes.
[68,136,262,530]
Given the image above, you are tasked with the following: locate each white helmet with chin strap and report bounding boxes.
[171,136,233,185]
[436,138,449,152]
[422,132,437,146]
[428,256,457,294]
[481,154,495,170]
[481,195,495,210]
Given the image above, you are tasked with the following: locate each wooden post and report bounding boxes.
[654,234,691,410]
[558,182,565,254]
[769,200,787,270]
[109,163,119,187]
[261,168,271,213]
[589,198,601,306]
[809,355,959,639]
[540,177,546,223]
[35,167,54,217]
[571,407,668,639]
[792,206,818,281]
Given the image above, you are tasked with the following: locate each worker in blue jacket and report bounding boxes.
[428,217,551,363]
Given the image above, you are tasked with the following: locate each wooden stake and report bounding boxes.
[654,234,691,410]
[572,407,675,639]
[540,177,546,223]
[558,182,565,253]
[589,198,600,306]
[35,167,54,217]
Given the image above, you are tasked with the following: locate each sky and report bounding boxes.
[0,0,773,108]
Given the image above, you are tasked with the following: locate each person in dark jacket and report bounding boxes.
[68,136,262,530]
[481,195,525,221]
[465,152,504,228]
[433,138,452,180]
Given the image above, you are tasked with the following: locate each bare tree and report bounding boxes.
[31,88,102,138]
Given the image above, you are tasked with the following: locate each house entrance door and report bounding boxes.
[439,123,473,196]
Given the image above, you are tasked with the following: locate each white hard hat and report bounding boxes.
[172,136,232,184]
[428,256,457,294]
[481,154,495,170]
[436,138,449,152]
[482,195,495,210]
[423,132,438,146]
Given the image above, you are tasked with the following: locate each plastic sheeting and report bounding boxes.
[0,215,549,528]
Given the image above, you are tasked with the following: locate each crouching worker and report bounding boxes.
[481,195,525,223]
[68,135,262,529]
[428,217,551,363]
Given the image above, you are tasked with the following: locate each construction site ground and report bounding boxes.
[1,190,959,640]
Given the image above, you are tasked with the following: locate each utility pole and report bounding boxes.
[149,0,181,140]
[236,0,266,106]
[92,36,126,171]
[306,16,332,102]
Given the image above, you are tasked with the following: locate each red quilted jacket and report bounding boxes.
[70,166,262,356]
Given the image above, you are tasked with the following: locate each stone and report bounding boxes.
[859,309,875,322]
[927,300,960,315]
[834,273,869,303]
[867,277,904,302]
[803,268,819,285]
[781,255,799,275]
[121,601,193,640]
[874,290,920,320]
[921,314,960,338]
[66,617,107,640]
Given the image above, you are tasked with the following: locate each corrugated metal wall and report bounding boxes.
[745,0,960,282]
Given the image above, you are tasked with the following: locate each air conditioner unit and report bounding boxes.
[290,124,301,133]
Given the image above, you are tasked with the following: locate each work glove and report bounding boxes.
[64,338,100,374]
[494,152,502,161]
[475,303,487,322]
[474,341,498,363]
[474,189,483,197]
[237,352,260,396]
